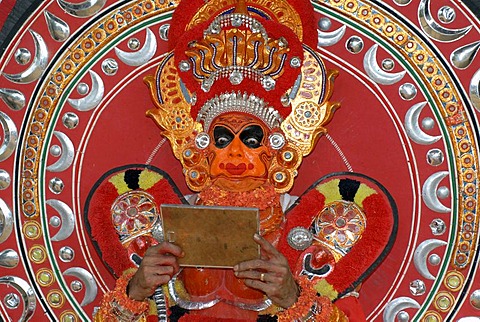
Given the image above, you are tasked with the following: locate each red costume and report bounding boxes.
[90,0,397,320]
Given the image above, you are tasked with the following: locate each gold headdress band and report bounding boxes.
[145,0,339,193]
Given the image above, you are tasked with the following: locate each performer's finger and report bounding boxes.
[234,259,276,273]
[157,241,184,257]
[234,269,266,281]
[153,265,176,277]
[147,272,172,288]
[253,234,283,261]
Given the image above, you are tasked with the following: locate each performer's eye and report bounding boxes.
[213,126,234,148]
[240,125,264,148]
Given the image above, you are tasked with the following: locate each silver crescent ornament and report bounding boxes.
[57,0,107,17]
[404,102,442,145]
[3,30,48,84]
[318,25,346,47]
[63,267,98,306]
[422,171,451,213]
[0,276,36,320]
[46,131,75,172]
[413,239,447,279]
[0,111,19,162]
[469,68,480,112]
[68,70,104,111]
[418,0,471,42]
[383,297,420,321]
[46,199,75,241]
[364,45,406,85]
[115,28,157,66]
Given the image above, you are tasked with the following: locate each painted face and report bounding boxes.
[208,113,273,191]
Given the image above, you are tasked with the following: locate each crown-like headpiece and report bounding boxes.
[145,0,339,193]
[198,92,282,131]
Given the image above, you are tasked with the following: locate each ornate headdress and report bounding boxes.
[145,0,339,193]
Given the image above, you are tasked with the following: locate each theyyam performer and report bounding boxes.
[89,0,397,320]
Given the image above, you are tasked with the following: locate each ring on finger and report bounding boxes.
[260,273,265,282]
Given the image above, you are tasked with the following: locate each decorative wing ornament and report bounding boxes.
[0,0,479,321]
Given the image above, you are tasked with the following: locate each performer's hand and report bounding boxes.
[233,234,299,308]
[127,242,184,301]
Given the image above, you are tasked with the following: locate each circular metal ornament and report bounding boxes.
[4,293,20,309]
[70,280,83,292]
[229,70,244,85]
[287,227,313,250]
[62,112,79,129]
[127,37,140,50]
[101,58,119,75]
[410,279,426,296]
[179,60,191,72]
[393,0,412,4]
[50,216,61,227]
[421,117,435,130]
[318,17,332,31]
[159,24,170,41]
[14,48,31,65]
[382,58,395,71]
[346,36,364,54]
[438,6,456,24]
[50,144,62,157]
[397,311,409,322]
[76,83,89,95]
[436,186,450,199]
[290,57,301,68]
[0,169,11,189]
[471,289,480,309]
[261,76,276,91]
[49,177,64,194]
[59,246,75,262]
[399,83,417,100]
[269,133,285,150]
[426,148,444,166]
[195,132,210,149]
[429,254,441,266]
[430,219,447,235]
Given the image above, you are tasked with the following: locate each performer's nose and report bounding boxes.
[228,137,243,157]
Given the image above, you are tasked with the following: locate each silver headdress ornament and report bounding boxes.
[196,91,284,131]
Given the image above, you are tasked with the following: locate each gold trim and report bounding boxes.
[186,0,304,41]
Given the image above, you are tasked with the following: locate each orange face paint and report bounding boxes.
[207,113,273,191]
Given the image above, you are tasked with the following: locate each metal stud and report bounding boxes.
[179,60,191,72]
[269,133,285,150]
[438,6,456,24]
[346,36,364,54]
[195,132,210,149]
[399,83,417,100]
[49,178,64,194]
[128,38,140,50]
[4,293,20,309]
[287,227,313,250]
[77,83,89,95]
[14,48,31,65]
[0,170,11,190]
[59,246,74,262]
[50,145,62,157]
[318,17,332,31]
[159,24,170,41]
[62,112,79,129]
[290,57,301,68]
[426,149,444,166]
[430,218,446,235]
[101,58,119,75]
[409,279,426,296]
